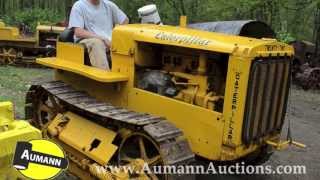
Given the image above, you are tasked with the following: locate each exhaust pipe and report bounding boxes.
[138,4,162,25]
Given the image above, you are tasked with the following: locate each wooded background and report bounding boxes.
[0,0,76,17]
[0,0,319,42]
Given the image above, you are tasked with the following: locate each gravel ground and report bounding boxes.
[197,86,320,180]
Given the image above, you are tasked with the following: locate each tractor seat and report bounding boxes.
[59,28,112,68]
[59,28,75,43]
[59,28,91,66]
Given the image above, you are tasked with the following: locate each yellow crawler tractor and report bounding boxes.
[0,102,41,179]
[0,21,64,66]
[25,17,303,179]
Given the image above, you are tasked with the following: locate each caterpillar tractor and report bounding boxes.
[24,9,305,179]
[0,102,41,180]
[0,21,65,66]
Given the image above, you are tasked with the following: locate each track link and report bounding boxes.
[26,81,195,179]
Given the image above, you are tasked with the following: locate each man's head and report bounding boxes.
[89,0,100,5]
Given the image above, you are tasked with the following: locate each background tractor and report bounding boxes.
[0,20,65,66]
[0,102,41,180]
[290,40,320,90]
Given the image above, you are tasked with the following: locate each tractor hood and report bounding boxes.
[112,24,293,57]
[188,20,276,39]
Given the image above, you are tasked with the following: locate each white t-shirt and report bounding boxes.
[69,0,127,41]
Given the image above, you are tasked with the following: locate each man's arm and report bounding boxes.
[74,28,111,48]
[74,28,100,39]
[121,18,129,25]
[109,1,129,26]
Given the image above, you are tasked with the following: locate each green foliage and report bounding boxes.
[2,8,63,32]
[277,31,296,43]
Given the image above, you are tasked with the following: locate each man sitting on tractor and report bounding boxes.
[69,0,129,70]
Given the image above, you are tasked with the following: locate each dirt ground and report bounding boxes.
[265,87,320,180]
[0,67,318,180]
[197,87,320,180]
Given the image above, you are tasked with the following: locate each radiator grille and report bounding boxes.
[242,57,291,145]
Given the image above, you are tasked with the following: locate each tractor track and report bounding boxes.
[25,81,195,179]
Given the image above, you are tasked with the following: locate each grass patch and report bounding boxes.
[0,66,53,118]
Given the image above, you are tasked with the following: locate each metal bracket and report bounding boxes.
[266,140,306,151]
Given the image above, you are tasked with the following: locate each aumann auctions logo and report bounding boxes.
[13,140,68,180]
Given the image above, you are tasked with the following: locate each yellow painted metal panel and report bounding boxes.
[251,40,294,57]
[222,56,251,148]
[38,58,128,83]
[0,102,41,179]
[112,24,294,58]
[57,42,84,64]
[0,102,14,126]
[128,88,225,160]
[0,121,41,179]
[36,25,65,34]
[0,22,36,42]
[0,27,19,40]
[111,26,136,56]
[55,112,118,165]
[179,16,188,28]
[55,70,129,107]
